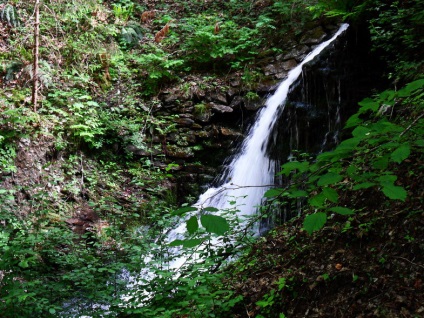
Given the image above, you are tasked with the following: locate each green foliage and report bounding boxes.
[43,90,104,148]
[180,16,260,68]
[269,79,424,234]
[368,0,424,80]
[118,22,145,49]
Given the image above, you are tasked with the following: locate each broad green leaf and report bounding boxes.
[278,161,309,176]
[322,187,339,203]
[169,239,202,248]
[345,114,362,128]
[264,188,284,198]
[203,206,219,212]
[390,144,410,164]
[18,260,29,268]
[200,214,229,235]
[172,206,198,216]
[303,212,327,234]
[377,174,397,184]
[49,308,56,315]
[353,182,375,190]
[308,192,326,207]
[329,206,355,215]
[372,155,389,170]
[317,172,343,186]
[358,98,379,113]
[352,126,371,138]
[288,190,308,198]
[186,216,198,235]
[373,120,403,133]
[397,79,424,97]
[182,239,203,248]
[169,239,184,246]
[378,89,395,103]
[415,139,424,147]
[381,183,407,201]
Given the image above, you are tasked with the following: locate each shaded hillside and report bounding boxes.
[0,0,423,317]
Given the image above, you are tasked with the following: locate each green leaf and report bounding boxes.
[200,214,229,235]
[264,188,284,198]
[358,98,379,113]
[303,212,327,234]
[372,155,389,170]
[377,174,397,184]
[329,207,355,215]
[203,206,219,212]
[287,190,308,198]
[169,239,202,248]
[381,183,407,201]
[353,182,375,190]
[186,216,198,235]
[172,206,198,216]
[322,187,339,203]
[352,126,371,138]
[18,260,29,268]
[317,172,343,186]
[309,192,326,208]
[278,161,309,176]
[345,114,362,128]
[49,308,56,315]
[182,239,202,248]
[415,139,424,147]
[397,79,424,97]
[390,144,411,164]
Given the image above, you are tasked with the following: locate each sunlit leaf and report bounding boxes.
[201,214,229,235]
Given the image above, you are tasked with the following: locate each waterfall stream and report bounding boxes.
[162,23,349,270]
[198,24,348,222]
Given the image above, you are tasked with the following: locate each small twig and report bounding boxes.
[392,256,424,269]
[399,112,424,137]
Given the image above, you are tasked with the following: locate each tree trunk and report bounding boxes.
[32,0,40,112]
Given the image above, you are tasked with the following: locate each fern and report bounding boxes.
[0,4,20,27]
[118,22,144,49]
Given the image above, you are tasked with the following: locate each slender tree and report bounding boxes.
[32,0,40,111]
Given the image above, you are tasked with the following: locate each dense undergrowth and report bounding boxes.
[0,0,423,317]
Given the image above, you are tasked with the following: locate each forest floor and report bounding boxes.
[226,153,424,317]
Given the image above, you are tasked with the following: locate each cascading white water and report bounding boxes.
[163,24,349,272]
[195,24,349,224]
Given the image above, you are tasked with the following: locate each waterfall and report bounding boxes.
[162,23,349,273]
[194,24,349,226]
